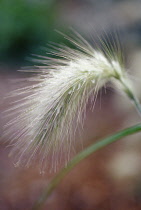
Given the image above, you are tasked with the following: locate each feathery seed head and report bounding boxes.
[4,31,134,171]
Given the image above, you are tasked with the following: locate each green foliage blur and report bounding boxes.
[0,0,59,68]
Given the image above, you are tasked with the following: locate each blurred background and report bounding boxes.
[1,0,141,209]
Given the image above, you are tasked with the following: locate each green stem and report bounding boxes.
[132,96,141,115]
[119,78,141,115]
[32,123,141,210]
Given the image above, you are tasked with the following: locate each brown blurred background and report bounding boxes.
[1,0,141,209]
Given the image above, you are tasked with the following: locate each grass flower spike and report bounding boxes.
[5,31,136,171]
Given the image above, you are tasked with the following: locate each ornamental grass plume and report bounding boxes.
[4,31,136,171]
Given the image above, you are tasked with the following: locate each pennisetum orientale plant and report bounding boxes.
[3,30,141,209]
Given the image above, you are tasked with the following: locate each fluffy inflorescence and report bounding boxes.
[4,32,132,171]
